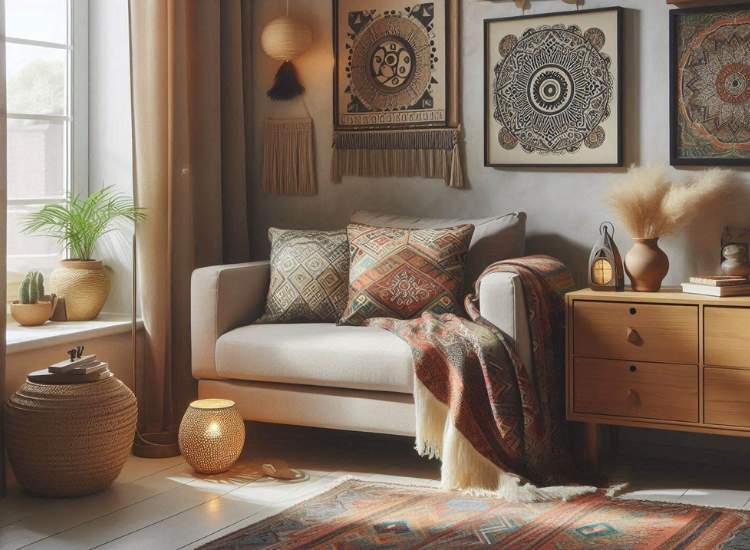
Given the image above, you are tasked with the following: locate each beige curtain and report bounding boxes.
[0,0,7,495]
[129,0,253,437]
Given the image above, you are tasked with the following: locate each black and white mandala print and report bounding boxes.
[493,24,613,155]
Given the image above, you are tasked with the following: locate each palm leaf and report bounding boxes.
[22,187,146,260]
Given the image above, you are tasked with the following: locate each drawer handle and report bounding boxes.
[629,365,637,373]
[627,327,643,345]
[629,307,637,315]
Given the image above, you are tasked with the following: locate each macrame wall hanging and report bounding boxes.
[262,117,316,195]
[332,0,463,188]
[259,1,317,195]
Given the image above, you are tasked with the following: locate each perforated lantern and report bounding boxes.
[588,222,625,291]
[261,15,312,100]
[178,399,245,474]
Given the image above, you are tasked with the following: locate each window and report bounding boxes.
[5,0,87,288]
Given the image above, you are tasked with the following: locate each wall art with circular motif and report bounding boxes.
[670,4,750,166]
[484,8,623,167]
[334,0,458,130]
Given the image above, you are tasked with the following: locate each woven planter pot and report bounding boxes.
[5,376,137,497]
[49,260,112,320]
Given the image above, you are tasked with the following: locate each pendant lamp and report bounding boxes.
[261,0,312,100]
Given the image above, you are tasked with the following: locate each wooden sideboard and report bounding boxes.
[566,289,750,464]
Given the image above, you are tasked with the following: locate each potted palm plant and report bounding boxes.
[22,187,145,321]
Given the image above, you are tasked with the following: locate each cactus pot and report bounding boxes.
[49,260,112,321]
[10,301,53,326]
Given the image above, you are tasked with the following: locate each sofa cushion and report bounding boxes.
[257,228,349,323]
[350,210,526,288]
[339,223,474,326]
[215,323,414,394]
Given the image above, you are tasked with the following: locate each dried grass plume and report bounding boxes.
[608,166,736,239]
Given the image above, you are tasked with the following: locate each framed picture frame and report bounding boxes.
[484,7,623,168]
[332,0,459,131]
[669,3,750,166]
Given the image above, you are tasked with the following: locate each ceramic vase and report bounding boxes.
[49,260,112,320]
[624,238,669,292]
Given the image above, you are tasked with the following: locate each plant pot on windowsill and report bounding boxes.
[49,260,112,321]
[11,299,55,326]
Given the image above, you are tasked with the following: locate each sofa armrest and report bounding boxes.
[479,271,533,373]
[191,261,270,379]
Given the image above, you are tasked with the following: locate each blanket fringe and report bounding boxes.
[414,378,596,503]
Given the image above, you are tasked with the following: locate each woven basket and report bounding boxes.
[49,260,112,321]
[5,376,137,497]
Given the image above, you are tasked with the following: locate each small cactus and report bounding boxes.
[18,271,44,304]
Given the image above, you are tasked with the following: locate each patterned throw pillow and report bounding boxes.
[339,223,474,326]
[257,228,349,323]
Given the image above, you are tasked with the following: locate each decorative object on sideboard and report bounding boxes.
[485,7,622,167]
[261,117,316,195]
[608,166,735,291]
[670,4,750,166]
[721,243,750,277]
[332,0,463,188]
[588,222,624,291]
[721,226,750,277]
[5,349,136,497]
[260,1,312,100]
[10,271,56,326]
[22,187,145,320]
[179,399,246,474]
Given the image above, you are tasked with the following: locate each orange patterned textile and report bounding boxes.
[200,479,750,549]
[339,223,474,326]
[370,255,575,494]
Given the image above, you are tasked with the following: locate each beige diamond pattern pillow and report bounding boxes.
[257,228,349,323]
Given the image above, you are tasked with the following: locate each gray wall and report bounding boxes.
[251,0,750,286]
[89,0,134,315]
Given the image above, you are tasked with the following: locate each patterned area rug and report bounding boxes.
[200,478,750,549]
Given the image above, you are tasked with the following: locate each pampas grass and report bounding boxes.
[608,166,736,239]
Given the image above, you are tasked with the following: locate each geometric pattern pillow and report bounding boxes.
[339,223,474,326]
[257,228,349,323]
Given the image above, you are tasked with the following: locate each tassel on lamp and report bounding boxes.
[261,1,312,101]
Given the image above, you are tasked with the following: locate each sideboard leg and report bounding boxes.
[585,423,600,471]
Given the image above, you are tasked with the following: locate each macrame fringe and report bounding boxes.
[262,118,316,195]
[414,378,596,502]
[331,127,464,188]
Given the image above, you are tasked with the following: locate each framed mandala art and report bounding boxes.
[484,8,623,167]
[670,4,750,166]
[332,0,464,187]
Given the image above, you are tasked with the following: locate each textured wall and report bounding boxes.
[251,0,750,287]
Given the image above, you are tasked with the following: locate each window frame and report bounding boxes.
[5,0,88,297]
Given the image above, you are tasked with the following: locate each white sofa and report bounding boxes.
[191,212,532,437]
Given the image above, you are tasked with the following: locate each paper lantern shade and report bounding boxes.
[261,16,312,62]
[261,16,312,100]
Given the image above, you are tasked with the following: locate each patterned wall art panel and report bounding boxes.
[484,8,623,167]
[332,0,464,187]
[670,4,750,166]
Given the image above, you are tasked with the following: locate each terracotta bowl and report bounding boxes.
[10,301,53,326]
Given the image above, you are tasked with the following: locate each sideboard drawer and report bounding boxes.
[573,301,698,364]
[705,367,750,427]
[705,307,750,368]
[574,358,698,422]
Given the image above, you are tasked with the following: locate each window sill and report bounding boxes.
[7,314,143,355]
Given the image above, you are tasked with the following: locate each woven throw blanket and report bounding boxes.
[368,255,583,501]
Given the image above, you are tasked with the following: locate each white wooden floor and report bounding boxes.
[2,424,750,550]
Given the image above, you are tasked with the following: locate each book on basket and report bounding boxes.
[681,282,750,297]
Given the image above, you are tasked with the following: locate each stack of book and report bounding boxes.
[681,275,750,297]
[27,354,112,384]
